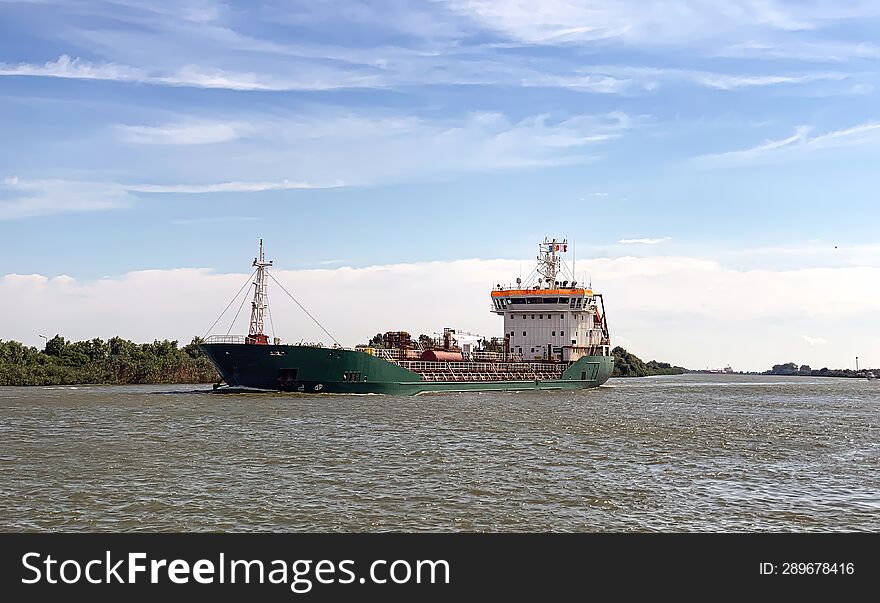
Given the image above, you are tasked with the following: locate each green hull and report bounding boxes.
[200,343,613,395]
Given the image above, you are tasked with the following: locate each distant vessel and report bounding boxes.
[867,371,877,381]
[200,239,614,395]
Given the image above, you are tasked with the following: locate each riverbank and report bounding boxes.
[0,336,217,386]
[763,362,877,379]
[611,346,687,377]
[2,337,685,386]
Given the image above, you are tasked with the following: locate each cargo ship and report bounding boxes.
[200,239,614,395]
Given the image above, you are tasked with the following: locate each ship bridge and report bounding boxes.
[491,238,610,363]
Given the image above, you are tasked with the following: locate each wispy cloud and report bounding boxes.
[113,111,635,188]
[0,52,856,95]
[577,65,849,91]
[694,121,880,166]
[0,177,341,220]
[0,54,145,82]
[128,180,340,194]
[117,121,242,145]
[718,40,880,62]
[171,216,260,226]
[446,0,880,45]
[0,55,383,91]
[0,108,635,219]
[0,176,133,220]
[802,335,828,346]
[618,237,671,245]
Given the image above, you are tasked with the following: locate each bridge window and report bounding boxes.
[543,297,559,304]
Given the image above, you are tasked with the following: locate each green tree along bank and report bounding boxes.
[0,335,219,386]
[765,362,871,379]
[612,346,687,378]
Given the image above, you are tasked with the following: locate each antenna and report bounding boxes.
[572,238,576,288]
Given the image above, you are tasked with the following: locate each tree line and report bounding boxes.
[612,346,687,377]
[0,335,219,386]
[765,362,870,379]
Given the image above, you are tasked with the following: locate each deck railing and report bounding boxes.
[204,335,248,344]
[397,361,563,373]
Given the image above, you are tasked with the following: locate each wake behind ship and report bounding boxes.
[200,239,614,395]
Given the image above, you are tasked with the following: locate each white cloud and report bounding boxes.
[1,109,633,218]
[0,55,382,91]
[0,178,134,220]
[580,65,848,91]
[118,122,242,145]
[694,121,880,166]
[171,216,260,226]
[802,335,828,346]
[445,0,880,45]
[4,253,880,371]
[0,51,854,95]
[618,237,671,245]
[111,111,633,189]
[719,40,880,62]
[0,54,145,82]
[0,177,340,220]
[127,180,340,194]
[682,71,844,90]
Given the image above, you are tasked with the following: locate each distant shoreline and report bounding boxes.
[762,362,876,379]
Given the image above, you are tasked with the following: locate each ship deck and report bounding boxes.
[394,360,566,382]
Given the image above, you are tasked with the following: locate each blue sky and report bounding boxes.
[1,0,879,369]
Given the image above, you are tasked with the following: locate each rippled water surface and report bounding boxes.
[1,375,877,532]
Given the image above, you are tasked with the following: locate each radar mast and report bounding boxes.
[247,239,273,344]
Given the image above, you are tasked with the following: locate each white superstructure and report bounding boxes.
[491,238,611,362]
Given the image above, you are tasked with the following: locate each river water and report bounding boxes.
[1,375,877,532]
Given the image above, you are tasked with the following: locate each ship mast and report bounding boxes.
[537,237,567,288]
[247,239,273,344]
